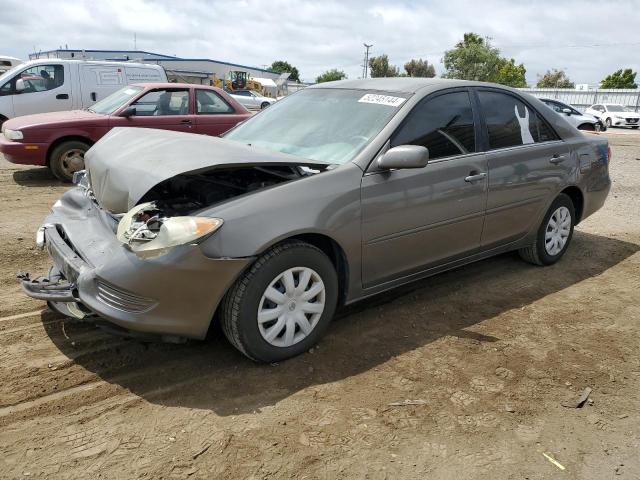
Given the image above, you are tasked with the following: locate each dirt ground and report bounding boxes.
[0,131,639,479]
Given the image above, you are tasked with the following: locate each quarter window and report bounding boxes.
[478,91,557,149]
[132,89,189,116]
[392,91,476,160]
[196,90,233,114]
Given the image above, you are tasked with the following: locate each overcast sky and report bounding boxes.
[1,0,638,85]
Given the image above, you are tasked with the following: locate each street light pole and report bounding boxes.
[363,43,373,79]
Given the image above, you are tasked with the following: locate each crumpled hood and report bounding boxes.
[85,127,332,213]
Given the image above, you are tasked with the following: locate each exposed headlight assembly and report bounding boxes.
[117,202,223,259]
[3,128,23,140]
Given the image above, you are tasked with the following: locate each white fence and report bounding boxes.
[519,88,640,112]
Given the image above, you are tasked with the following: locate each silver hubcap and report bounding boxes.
[258,267,325,347]
[545,206,571,256]
[60,149,85,177]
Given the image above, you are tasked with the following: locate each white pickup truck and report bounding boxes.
[0,59,167,125]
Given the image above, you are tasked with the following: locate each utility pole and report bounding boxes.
[134,32,137,50]
[362,43,373,79]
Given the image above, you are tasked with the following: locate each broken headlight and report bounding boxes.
[116,202,223,259]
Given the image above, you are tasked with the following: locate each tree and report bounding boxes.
[536,69,575,88]
[368,55,400,78]
[442,32,526,87]
[269,60,300,82]
[316,69,347,83]
[600,68,637,89]
[495,59,527,87]
[404,58,436,78]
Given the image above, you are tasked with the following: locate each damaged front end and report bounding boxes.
[19,127,332,339]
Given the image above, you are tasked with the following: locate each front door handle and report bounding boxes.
[464,172,487,182]
[180,119,192,125]
[56,94,69,100]
[550,155,566,164]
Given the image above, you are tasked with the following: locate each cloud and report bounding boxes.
[0,0,638,85]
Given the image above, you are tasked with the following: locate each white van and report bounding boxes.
[0,56,23,75]
[0,59,167,122]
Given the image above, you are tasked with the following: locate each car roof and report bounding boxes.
[131,82,217,89]
[307,78,508,94]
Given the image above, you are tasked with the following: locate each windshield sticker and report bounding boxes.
[358,94,406,107]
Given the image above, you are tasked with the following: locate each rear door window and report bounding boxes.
[478,91,557,149]
[132,89,190,116]
[391,90,476,160]
[196,89,233,114]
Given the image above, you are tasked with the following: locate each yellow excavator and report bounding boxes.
[213,70,267,95]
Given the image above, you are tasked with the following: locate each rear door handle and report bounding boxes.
[56,94,69,100]
[550,155,566,164]
[464,172,487,182]
[180,119,192,125]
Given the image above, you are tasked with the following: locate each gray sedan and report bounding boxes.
[20,79,611,362]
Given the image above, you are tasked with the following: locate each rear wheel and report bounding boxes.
[632,126,639,130]
[220,241,338,362]
[519,193,575,266]
[49,140,90,182]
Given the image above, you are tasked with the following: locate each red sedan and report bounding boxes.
[0,83,251,181]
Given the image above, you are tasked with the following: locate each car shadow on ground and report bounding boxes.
[42,231,639,416]
[12,167,63,187]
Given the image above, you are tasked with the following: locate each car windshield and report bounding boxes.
[606,105,632,112]
[0,63,23,85]
[250,90,263,97]
[223,88,407,164]
[89,86,144,114]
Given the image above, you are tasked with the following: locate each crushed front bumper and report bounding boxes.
[20,188,252,339]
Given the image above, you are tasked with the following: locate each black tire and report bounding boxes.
[49,140,90,182]
[519,193,575,266]
[632,126,639,130]
[220,240,338,362]
[605,117,612,128]
[260,102,270,109]
[0,116,7,129]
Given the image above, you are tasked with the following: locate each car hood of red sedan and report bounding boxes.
[4,110,107,130]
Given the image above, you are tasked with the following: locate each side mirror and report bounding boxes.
[562,108,572,115]
[120,106,136,118]
[15,78,25,92]
[377,145,429,170]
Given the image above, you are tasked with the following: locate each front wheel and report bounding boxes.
[49,140,90,182]
[260,102,270,109]
[632,126,639,130]
[519,193,575,266]
[605,117,612,128]
[220,241,338,362]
